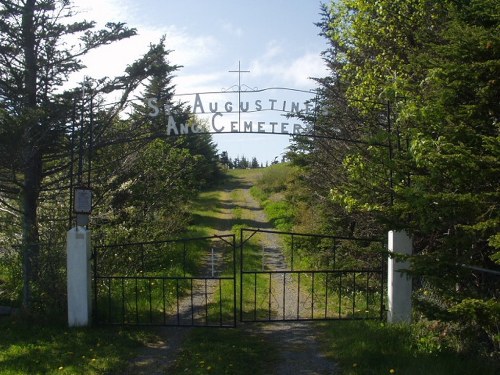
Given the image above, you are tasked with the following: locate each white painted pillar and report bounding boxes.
[67,227,92,327]
[387,230,413,323]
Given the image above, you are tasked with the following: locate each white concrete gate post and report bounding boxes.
[66,227,92,327]
[387,230,413,323]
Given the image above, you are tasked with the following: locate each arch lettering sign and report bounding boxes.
[146,88,318,136]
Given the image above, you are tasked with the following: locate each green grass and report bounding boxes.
[167,328,278,375]
[0,317,157,375]
[250,186,294,231]
[248,163,295,232]
[189,190,225,235]
[6,169,497,374]
[319,320,500,375]
[252,163,294,194]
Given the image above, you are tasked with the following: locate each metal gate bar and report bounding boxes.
[240,269,383,322]
[240,228,385,322]
[94,275,236,327]
[93,234,236,327]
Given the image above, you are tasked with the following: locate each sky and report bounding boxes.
[71,0,329,164]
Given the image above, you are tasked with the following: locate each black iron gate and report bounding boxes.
[93,230,385,327]
[239,229,385,322]
[93,234,236,327]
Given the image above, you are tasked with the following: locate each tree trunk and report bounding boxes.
[21,0,41,311]
[21,153,42,310]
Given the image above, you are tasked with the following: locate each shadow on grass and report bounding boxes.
[189,171,274,233]
[191,214,274,232]
[318,320,500,375]
[167,327,278,375]
[0,317,156,375]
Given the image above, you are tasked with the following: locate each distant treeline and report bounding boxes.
[219,151,286,169]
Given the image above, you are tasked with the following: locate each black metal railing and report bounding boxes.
[93,234,236,327]
[240,228,385,322]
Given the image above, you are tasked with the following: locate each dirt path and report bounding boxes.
[227,171,337,374]
[121,170,337,374]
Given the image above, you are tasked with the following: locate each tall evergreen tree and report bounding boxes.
[129,38,221,188]
[291,0,499,343]
[0,0,173,310]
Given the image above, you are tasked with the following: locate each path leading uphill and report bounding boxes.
[120,169,337,374]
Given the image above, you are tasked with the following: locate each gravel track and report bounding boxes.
[121,171,337,374]
[234,173,337,374]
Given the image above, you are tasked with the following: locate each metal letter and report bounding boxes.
[270,122,278,133]
[209,102,218,113]
[193,93,205,113]
[244,121,252,132]
[269,99,277,110]
[240,101,249,112]
[147,98,159,117]
[166,115,179,135]
[212,112,224,132]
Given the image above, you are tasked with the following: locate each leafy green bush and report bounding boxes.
[263,201,294,231]
[450,298,500,354]
[322,320,500,375]
[0,245,22,306]
[255,163,295,194]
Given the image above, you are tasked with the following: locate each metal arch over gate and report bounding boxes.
[93,234,237,327]
[77,62,393,329]
[239,228,385,322]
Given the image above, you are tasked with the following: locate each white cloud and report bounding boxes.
[263,40,284,59]
[163,27,219,68]
[69,0,220,87]
[282,53,328,87]
[174,72,227,94]
[250,51,326,90]
[66,1,327,101]
[222,22,243,37]
[71,0,131,26]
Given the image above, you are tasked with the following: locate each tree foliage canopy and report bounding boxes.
[0,0,220,312]
[288,0,499,349]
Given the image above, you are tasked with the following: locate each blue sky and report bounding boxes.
[72,0,329,164]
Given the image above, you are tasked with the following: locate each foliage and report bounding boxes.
[88,39,221,246]
[285,0,499,354]
[3,0,196,310]
[0,1,221,315]
[0,0,158,311]
[449,298,500,353]
[260,200,293,232]
[229,155,262,169]
[250,163,297,231]
[92,136,201,244]
[253,163,293,194]
[320,320,500,375]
